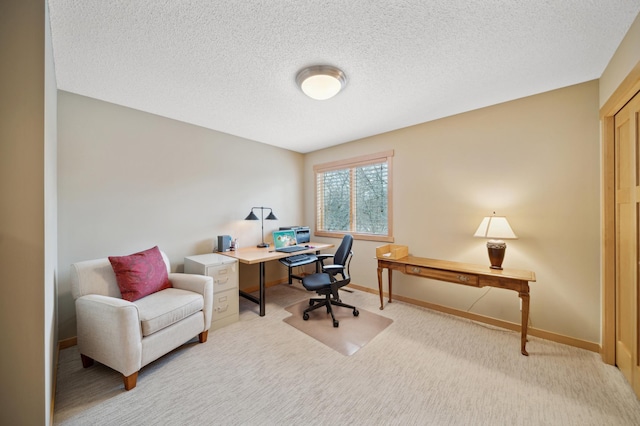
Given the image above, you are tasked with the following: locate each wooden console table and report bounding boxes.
[377,256,536,355]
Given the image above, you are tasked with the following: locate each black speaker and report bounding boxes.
[217,235,232,252]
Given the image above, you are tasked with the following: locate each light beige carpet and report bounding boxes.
[54,284,640,425]
[283,298,393,356]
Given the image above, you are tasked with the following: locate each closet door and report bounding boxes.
[615,91,640,395]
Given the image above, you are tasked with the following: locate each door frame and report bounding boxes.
[601,61,640,365]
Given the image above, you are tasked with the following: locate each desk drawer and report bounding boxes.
[211,288,239,322]
[405,265,478,286]
[210,288,239,331]
[206,263,238,293]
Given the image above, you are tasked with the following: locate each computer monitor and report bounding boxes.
[272,229,298,249]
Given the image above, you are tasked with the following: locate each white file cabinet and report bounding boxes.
[184,253,239,331]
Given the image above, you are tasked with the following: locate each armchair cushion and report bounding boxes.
[134,288,204,337]
[109,246,172,302]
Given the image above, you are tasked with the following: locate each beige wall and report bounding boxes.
[58,83,601,344]
[57,91,305,338]
[0,0,57,424]
[600,11,640,107]
[305,81,601,343]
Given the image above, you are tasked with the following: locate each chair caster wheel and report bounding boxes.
[353,309,359,317]
[333,320,339,327]
[309,300,314,306]
[303,313,309,321]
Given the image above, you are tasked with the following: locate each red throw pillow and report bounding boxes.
[109,246,172,302]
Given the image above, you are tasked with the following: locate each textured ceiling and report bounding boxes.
[48,1,640,153]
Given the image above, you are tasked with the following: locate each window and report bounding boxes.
[314,150,393,242]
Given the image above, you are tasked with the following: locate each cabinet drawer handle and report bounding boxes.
[412,267,421,273]
[458,275,469,282]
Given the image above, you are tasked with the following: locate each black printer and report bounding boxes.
[279,226,310,244]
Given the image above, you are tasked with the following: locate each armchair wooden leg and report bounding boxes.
[199,330,208,343]
[123,372,138,391]
[80,354,94,368]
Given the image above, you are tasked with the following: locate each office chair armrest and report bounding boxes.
[323,264,345,276]
[316,254,334,260]
[316,253,333,264]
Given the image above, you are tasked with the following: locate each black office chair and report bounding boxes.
[301,234,359,327]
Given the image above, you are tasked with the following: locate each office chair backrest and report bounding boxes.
[341,251,353,284]
[334,234,353,267]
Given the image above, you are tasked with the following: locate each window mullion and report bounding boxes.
[316,173,323,230]
[350,167,356,232]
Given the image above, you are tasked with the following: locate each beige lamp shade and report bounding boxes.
[474,215,517,240]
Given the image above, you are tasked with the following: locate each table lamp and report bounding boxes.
[245,207,277,248]
[474,212,517,269]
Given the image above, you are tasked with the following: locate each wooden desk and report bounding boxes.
[377,256,536,355]
[220,242,334,316]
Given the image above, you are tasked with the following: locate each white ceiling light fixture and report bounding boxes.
[296,65,347,100]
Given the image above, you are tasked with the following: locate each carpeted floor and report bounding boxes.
[54,283,640,425]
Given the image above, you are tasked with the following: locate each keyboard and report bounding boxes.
[279,253,317,267]
[286,254,312,263]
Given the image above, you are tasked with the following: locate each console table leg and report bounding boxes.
[519,290,530,356]
[377,267,384,310]
[388,268,393,304]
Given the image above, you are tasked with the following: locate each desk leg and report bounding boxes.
[259,262,265,316]
[238,262,266,316]
[519,288,530,356]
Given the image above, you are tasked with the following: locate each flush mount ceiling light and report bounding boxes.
[296,65,347,100]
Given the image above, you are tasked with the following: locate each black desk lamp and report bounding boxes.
[245,207,278,248]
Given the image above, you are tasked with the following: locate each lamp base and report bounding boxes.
[257,243,270,248]
[486,240,506,270]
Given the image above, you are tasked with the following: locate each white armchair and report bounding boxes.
[70,249,213,390]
